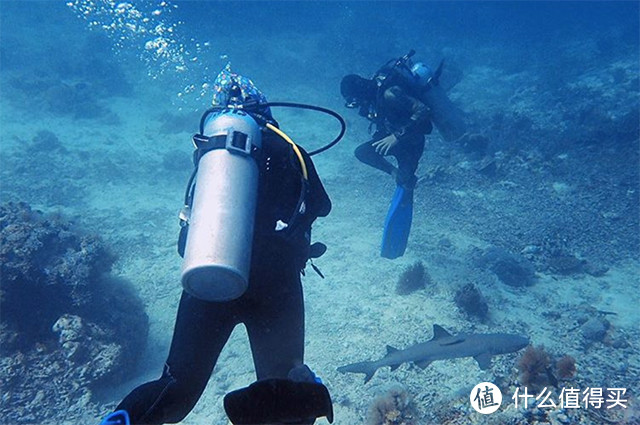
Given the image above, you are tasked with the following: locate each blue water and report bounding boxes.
[1,1,639,424]
[4,1,637,108]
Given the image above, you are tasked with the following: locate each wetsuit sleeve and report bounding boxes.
[383,86,432,138]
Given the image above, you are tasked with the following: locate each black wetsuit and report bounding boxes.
[115,130,331,425]
[354,85,432,189]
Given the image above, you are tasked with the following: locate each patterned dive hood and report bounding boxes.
[211,63,272,120]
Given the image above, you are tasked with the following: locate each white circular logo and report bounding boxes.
[470,382,502,414]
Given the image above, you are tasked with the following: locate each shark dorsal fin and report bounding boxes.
[432,324,453,340]
[386,345,399,355]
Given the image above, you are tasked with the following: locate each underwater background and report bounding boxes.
[0,1,639,424]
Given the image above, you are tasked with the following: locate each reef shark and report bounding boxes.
[337,324,529,383]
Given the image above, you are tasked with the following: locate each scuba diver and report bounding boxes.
[340,50,472,259]
[341,51,432,259]
[100,65,344,425]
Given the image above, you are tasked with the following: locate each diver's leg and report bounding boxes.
[244,265,305,379]
[354,137,396,176]
[115,291,237,424]
[391,135,425,189]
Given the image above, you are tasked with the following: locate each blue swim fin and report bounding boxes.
[99,410,130,425]
[381,185,413,259]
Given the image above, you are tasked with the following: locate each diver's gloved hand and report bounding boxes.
[372,134,399,155]
[99,410,130,425]
[224,366,333,424]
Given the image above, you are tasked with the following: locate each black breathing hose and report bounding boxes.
[261,102,346,156]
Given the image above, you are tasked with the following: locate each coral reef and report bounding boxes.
[396,261,430,295]
[516,345,552,390]
[0,202,148,423]
[366,385,419,425]
[453,283,489,322]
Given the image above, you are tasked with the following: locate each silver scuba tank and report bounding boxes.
[410,62,433,88]
[181,110,262,301]
[411,61,467,142]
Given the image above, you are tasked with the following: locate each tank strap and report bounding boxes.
[192,133,262,163]
[193,133,226,149]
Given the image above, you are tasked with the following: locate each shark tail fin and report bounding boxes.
[337,361,377,383]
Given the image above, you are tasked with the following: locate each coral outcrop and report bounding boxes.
[0,202,148,423]
[554,355,577,380]
[366,385,419,425]
[454,283,489,321]
[516,345,552,390]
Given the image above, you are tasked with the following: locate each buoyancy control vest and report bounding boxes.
[372,50,441,99]
[372,50,466,142]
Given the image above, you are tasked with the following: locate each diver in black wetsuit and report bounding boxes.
[100,68,333,425]
[340,53,439,259]
[341,52,488,260]
[340,73,433,190]
[341,51,489,187]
